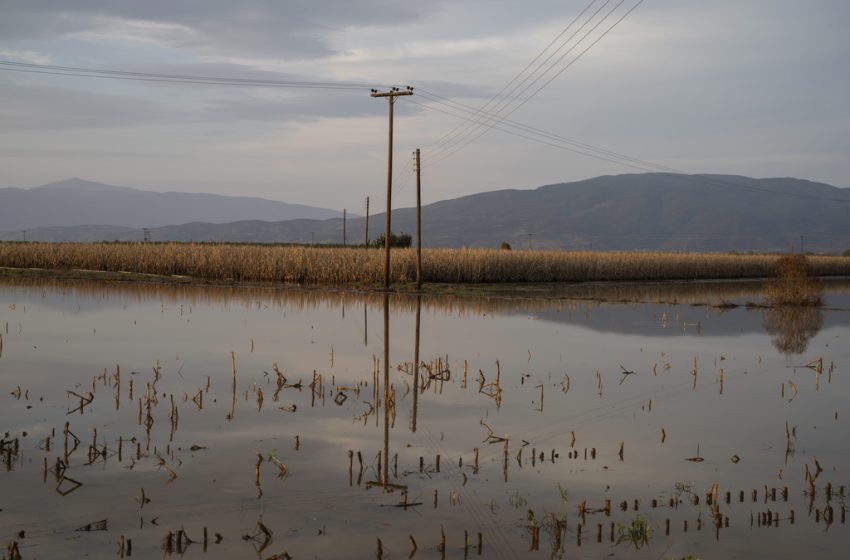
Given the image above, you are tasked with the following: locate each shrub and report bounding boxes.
[371,232,412,248]
[500,242,512,251]
[763,254,823,306]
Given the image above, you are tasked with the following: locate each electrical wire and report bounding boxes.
[428,0,643,166]
[415,88,673,171]
[0,59,386,90]
[403,96,850,203]
[424,0,601,153]
[427,0,618,160]
[406,96,654,171]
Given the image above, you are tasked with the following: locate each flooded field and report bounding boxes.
[2,279,849,559]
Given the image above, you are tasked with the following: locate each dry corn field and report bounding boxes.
[1,242,849,285]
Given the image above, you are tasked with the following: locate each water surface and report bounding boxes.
[1,279,849,559]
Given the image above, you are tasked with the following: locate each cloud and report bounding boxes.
[0,80,175,129]
[0,0,847,206]
[0,0,444,59]
[0,49,52,65]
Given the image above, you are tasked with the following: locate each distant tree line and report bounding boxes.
[370,232,412,248]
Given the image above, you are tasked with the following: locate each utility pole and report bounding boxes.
[370,86,413,288]
[22,230,26,243]
[414,148,422,290]
[364,197,370,246]
[343,209,347,247]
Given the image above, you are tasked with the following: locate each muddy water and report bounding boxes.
[1,279,849,559]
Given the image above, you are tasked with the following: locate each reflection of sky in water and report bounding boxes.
[0,280,849,559]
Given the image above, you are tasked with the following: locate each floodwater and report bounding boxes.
[1,278,849,559]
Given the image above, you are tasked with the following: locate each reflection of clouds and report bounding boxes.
[761,306,824,355]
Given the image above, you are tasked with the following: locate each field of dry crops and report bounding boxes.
[1,242,848,285]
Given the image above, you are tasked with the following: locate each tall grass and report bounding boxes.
[1,242,849,285]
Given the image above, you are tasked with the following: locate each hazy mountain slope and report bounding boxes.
[3,174,849,253]
[0,178,342,230]
[377,173,850,252]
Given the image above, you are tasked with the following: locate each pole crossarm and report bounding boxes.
[369,87,413,98]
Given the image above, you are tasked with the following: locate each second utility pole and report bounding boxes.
[371,86,413,288]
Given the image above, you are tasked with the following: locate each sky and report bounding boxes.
[1,0,848,212]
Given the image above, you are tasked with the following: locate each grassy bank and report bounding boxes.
[1,242,848,286]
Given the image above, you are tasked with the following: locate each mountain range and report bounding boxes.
[2,174,849,253]
[0,178,342,231]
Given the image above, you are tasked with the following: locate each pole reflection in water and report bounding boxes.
[411,295,421,433]
[382,293,390,487]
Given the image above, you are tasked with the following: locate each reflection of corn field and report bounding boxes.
[2,243,850,285]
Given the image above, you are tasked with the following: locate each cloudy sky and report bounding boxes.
[1,0,848,211]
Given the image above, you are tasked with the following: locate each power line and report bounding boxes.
[428,0,643,166]
[404,97,850,203]
[406,97,653,170]
[427,0,616,160]
[0,59,385,90]
[411,91,664,170]
[424,0,600,153]
[395,159,416,194]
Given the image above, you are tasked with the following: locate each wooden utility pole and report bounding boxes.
[343,209,347,246]
[370,86,413,288]
[415,148,422,289]
[364,197,370,246]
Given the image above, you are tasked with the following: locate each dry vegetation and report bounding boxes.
[1,242,849,286]
[762,254,824,306]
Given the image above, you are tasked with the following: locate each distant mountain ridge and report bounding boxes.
[0,178,342,230]
[3,174,849,253]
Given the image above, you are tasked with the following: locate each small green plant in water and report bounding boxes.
[508,490,528,509]
[616,515,650,549]
[674,481,695,498]
[556,483,569,504]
